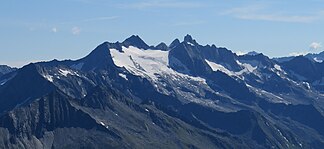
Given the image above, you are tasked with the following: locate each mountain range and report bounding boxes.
[1,35,324,148]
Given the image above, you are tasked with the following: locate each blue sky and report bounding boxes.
[1,0,324,67]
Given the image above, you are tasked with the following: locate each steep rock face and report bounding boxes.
[77,42,119,71]
[280,56,324,93]
[305,52,324,63]
[0,91,108,137]
[259,100,324,147]
[238,53,274,68]
[169,35,243,74]
[0,90,123,149]
[168,35,215,76]
[260,101,324,135]
[236,53,298,94]
[207,71,255,103]
[0,64,56,113]
[281,56,321,81]
[80,86,127,110]
[183,34,198,45]
[201,46,241,71]
[0,65,16,77]
[169,39,180,49]
[176,103,300,148]
[169,42,213,76]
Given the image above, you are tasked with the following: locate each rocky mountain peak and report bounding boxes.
[122,35,149,50]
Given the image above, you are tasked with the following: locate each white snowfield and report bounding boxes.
[110,46,205,83]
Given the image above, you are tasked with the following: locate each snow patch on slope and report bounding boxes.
[205,59,257,77]
[314,57,323,63]
[205,60,234,76]
[43,75,54,82]
[0,80,7,85]
[118,73,128,80]
[59,69,80,77]
[99,121,109,129]
[187,42,195,46]
[271,64,288,78]
[236,60,257,75]
[274,64,283,71]
[41,68,84,83]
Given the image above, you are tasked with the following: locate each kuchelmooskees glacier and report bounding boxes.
[1,35,324,148]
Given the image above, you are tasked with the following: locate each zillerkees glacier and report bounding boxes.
[0,35,324,149]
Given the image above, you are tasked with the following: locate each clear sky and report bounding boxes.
[1,0,324,67]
